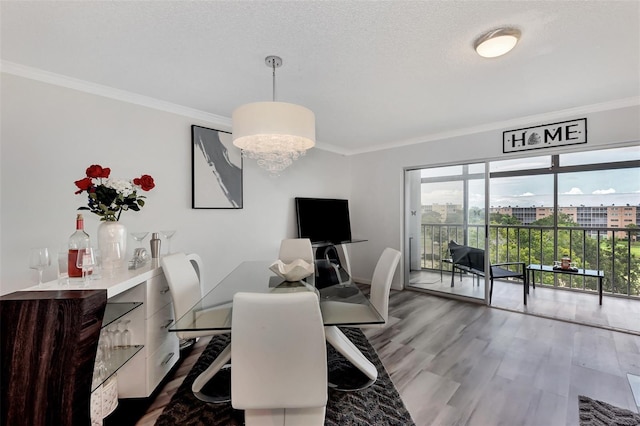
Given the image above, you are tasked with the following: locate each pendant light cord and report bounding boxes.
[272,61,277,102]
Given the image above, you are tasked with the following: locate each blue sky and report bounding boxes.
[421,146,640,208]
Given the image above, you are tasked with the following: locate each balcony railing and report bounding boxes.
[415,223,639,297]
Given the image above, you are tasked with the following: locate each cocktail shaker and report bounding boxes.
[150,232,161,258]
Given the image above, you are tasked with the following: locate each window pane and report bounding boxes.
[421,181,463,224]
[468,163,485,174]
[490,155,550,173]
[421,165,462,178]
[560,146,640,166]
[558,169,640,211]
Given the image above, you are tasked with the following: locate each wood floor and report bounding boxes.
[409,269,640,335]
[134,286,640,426]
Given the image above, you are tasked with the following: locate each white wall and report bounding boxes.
[2,73,638,295]
[349,103,640,289]
[0,73,351,295]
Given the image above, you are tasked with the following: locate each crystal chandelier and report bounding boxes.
[232,56,315,175]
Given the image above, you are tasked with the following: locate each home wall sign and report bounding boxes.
[503,118,587,153]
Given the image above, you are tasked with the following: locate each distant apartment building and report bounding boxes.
[426,203,638,239]
[486,204,638,239]
[423,203,461,222]
[608,205,638,238]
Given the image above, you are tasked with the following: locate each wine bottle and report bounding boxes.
[68,214,90,278]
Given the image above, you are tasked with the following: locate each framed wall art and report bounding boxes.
[191,125,243,209]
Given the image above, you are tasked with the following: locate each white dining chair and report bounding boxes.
[161,252,232,403]
[278,238,314,264]
[231,291,327,426]
[324,247,401,390]
[348,247,401,329]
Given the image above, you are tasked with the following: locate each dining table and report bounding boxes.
[170,260,385,398]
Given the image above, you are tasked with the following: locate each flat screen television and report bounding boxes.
[295,197,352,244]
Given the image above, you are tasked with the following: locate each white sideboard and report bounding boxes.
[24,259,179,398]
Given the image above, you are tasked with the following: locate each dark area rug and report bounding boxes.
[155,328,415,425]
[579,395,640,426]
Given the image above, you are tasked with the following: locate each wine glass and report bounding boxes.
[99,328,112,361]
[102,242,122,277]
[121,319,132,347]
[131,232,149,249]
[28,247,50,285]
[160,230,176,254]
[113,320,124,349]
[76,247,96,285]
[107,323,118,351]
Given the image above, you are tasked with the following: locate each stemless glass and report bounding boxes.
[76,247,96,285]
[102,242,122,277]
[28,247,51,285]
[160,230,176,254]
[57,247,69,285]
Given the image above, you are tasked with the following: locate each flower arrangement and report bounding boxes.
[74,164,155,221]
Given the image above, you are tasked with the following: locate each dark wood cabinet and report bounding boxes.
[1,290,107,426]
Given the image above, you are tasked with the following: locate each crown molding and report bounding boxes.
[0,61,231,129]
[347,96,640,156]
[2,61,636,157]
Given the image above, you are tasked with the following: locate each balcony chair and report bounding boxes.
[231,292,327,426]
[447,240,527,303]
[324,247,401,390]
[161,252,231,403]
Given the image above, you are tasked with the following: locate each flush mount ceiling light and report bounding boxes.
[232,55,315,176]
[474,27,521,58]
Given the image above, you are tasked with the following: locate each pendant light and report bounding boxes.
[232,56,315,175]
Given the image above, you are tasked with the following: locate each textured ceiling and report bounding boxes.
[1,1,639,154]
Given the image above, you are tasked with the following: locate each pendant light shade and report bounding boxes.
[232,56,315,175]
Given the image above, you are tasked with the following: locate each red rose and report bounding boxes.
[74,177,93,194]
[133,174,155,191]
[86,165,110,179]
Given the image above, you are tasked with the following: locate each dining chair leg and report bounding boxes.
[324,326,377,391]
[191,343,232,403]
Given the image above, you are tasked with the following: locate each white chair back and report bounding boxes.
[368,248,401,325]
[161,252,202,319]
[161,252,213,341]
[278,238,314,264]
[231,291,327,425]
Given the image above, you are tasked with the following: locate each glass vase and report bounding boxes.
[97,221,127,272]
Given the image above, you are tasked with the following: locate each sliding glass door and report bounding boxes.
[404,162,487,302]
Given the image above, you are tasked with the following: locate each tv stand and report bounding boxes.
[312,240,367,275]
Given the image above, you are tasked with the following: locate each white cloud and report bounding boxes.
[515,192,535,197]
[563,187,584,195]
[592,188,616,195]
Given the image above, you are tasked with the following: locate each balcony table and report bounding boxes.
[526,264,604,305]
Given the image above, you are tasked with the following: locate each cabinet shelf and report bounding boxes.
[91,345,144,392]
[103,302,142,328]
[94,302,145,391]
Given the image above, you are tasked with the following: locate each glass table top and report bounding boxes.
[170,260,384,332]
